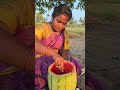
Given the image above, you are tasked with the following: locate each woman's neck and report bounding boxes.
[49,22,60,34]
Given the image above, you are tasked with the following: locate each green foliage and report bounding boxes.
[67,18,78,27]
[35,12,47,24]
[67,17,85,27]
[77,0,85,10]
[35,0,85,14]
[79,17,85,25]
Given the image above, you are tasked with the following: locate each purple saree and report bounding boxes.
[35,31,81,90]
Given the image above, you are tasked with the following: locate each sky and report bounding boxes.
[42,0,85,22]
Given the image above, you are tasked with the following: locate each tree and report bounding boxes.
[79,17,85,26]
[67,18,78,27]
[35,12,47,24]
[35,0,85,14]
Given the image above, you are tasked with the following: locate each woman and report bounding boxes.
[35,4,81,89]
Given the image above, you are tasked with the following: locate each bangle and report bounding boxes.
[45,46,50,56]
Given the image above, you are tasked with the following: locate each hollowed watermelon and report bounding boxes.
[48,61,77,90]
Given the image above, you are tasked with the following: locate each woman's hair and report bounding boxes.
[52,4,72,21]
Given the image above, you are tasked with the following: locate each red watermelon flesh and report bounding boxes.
[50,61,74,75]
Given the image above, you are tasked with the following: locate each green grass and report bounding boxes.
[66,26,85,35]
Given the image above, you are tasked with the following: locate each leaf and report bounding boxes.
[35,0,85,14]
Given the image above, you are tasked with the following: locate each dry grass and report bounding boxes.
[68,26,85,90]
[66,26,85,36]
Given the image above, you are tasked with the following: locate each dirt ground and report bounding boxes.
[69,34,85,90]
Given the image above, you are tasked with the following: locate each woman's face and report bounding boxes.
[51,14,69,32]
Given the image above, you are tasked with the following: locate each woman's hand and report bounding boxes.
[52,53,64,71]
[35,38,64,71]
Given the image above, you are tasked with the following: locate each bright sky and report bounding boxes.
[42,0,85,22]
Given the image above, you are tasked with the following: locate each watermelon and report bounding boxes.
[48,61,77,90]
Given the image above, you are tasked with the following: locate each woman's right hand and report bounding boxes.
[35,38,64,71]
[52,53,64,71]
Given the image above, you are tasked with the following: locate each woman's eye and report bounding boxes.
[57,20,61,23]
[63,23,66,25]
[56,19,67,25]
[58,21,60,23]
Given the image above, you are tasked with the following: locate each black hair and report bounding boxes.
[52,4,72,21]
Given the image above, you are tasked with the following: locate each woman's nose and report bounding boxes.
[59,23,63,28]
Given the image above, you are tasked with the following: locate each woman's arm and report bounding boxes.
[35,38,55,56]
[35,38,64,69]
[0,27,34,71]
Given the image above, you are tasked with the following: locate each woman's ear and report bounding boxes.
[50,17,54,23]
